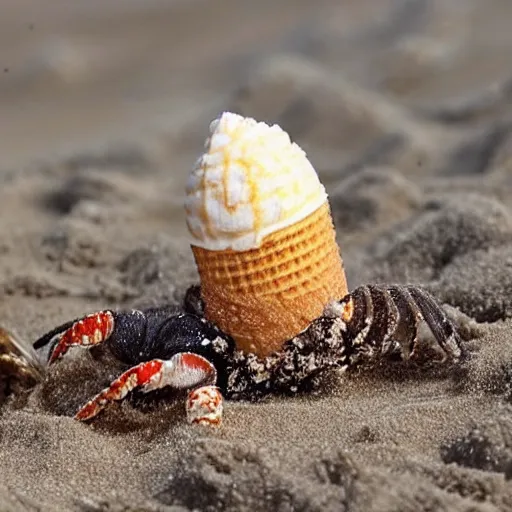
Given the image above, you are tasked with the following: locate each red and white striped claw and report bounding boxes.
[75,352,218,422]
[186,385,223,426]
[49,311,115,364]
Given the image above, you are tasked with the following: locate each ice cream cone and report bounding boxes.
[185,112,347,357]
[192,200,346,355]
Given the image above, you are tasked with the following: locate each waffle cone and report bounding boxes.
[191,201,348,357]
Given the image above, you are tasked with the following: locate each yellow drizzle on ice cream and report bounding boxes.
[185,113,328,251]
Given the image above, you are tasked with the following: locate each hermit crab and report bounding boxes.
[31,113,462,426]
[1,326,43,401]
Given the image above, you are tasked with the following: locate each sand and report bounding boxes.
[2,0,512,510]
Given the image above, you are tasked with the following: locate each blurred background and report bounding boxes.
[1,1,510,160]
[1,0,512,230]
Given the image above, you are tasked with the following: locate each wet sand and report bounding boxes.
[2,1,512,510]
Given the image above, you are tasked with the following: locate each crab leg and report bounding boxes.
[48,311,115,364]
[75,352,222,425]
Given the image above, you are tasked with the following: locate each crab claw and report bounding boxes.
[75,352,218,422]
[47,311,115,364]
[186,385,223,426]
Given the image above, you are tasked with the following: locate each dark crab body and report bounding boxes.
[32,284,463,425]
[34,306,235,386]
[33,306,235,425]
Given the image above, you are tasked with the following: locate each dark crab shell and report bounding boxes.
[33,305,236,390]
